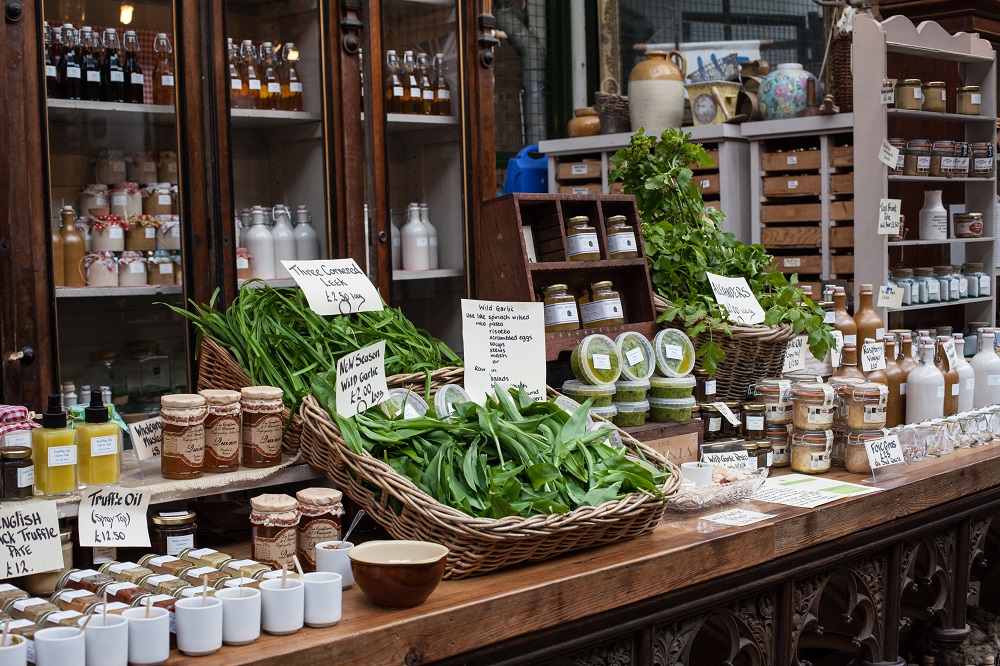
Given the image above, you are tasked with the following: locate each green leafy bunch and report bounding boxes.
[314,380,669,519]
[609,128,834,373]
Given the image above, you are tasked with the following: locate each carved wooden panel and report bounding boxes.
[899,528,958,629]
[541,636,634,666]
[652,592,775,666]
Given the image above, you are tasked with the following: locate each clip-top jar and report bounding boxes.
[296,488,345,573]
[789,429,833,474]
[972,143,994,178]
[241,386,284,468]
[887,138,905,174]
[840,382,887,429]
[542,284,581,333]
[791,382,835,430]
[565,215,600,262]
[766,424,790,467]
[250,494,300,571]
[904,139,930,176]
[755,378,792,425]
[844,429,887,474]
[198,389,241,473]
[160,394,208,480]
[604,215,638,259]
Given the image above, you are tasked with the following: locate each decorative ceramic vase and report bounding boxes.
[567,107,601,137]
[628,50,686,134]
[759,63,816,120]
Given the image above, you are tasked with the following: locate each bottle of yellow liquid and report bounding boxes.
[77,391,121,486]
[32,394,78,496]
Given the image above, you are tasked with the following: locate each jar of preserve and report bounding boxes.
[241,386,284,468]
[148,511,198,557]
[8,598,59,624]
[198,389,242,472]
[95,151,127,184]
[921,81,946,113]
[894,79,923,110]
[156,216,181,251]
[694,372,717,403]
[542,284,581,333]
[158,151,179,185]
[221,559,272,581]
[904,139,931,176]
[147,250,174,286]
[79,184,110,218]
[604,215,638,259]
[160,394,208,480]
[700,404,724,441]
[137,555,193,578]
[789,429,833,474]
[43,609,86,628]
[181,567,231,589]
[929,140,955,177]
[88,602,130,616]
[566,215,600,261]
[57,569,113,593]
[791,382,835,430]
[250,494,300,571]
[117,251,147,288]
[840,382,887,429]
[0,584,28,610]
[755,379,792,425]
[580,281,625,329]
[108,182,142,219]
[972,143,994,178]
[743,403,766,440]
[719,402,742,438]
[141,574,191,598]
[1,446,33,501]
[99,582,151,606]
[143,183,175,217]
[100,561,156,586]
[742,441,758,470]
[179,548,233,571]
[755,440,773,472]
[844,429,886,474]
[296,488,345,573]
[49,589,101,614]
[84,251,119,288]
[887,138,906,174]
[954,213,983,238]
[91,215,127,252]
[766,424,790,467]
[956,86,982,115]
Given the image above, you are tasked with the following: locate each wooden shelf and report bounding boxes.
[545,321,659,361]
[529,258,648,272]
[239,278,298,289]
[386,113,458,132]
[47,98,176,126]
[886,41,994,63]
[230,109,322,129]
[889,238,993,246]
[888,175,996,183]
[886,108,996,123]
[392,268,464,281]
[56,285,182,298]
[886,295,993,312]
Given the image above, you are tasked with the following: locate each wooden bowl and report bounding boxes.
[348,540,448,608]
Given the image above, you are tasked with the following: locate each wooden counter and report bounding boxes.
[167,445,1000,665]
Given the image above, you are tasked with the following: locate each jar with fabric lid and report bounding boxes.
[766,424,790,467]
[904,139,931,176]
[839,382,887,429]
[887,138,906,174]
[580,281,625,328]
[952,142,970,177]
[956,86,982,115]
[144,183,175,217]
[972,143,994,178]
[84,251,119,287]
[125,215,160,251]
[250,494,300,571]
[236,248,253,280]
[160,394,208,480]
[171,251,182,285]
[156,215,181,251]
[890,268,914,306]
[198,389,241,472]
[108,182,142,219]
[117,251,147,287]
[78,184,110,218]
[150,511,198,556]
[565,215,600,261]
[95,151,127,184]
[542,284,581,333]
[296,488,344,572]
[844,429,889,474]
[241,386,284,468]
[791,382,836,430]
[128,152,159,184]
[148,250,174,286]
[158,151,179,184]
[755,378,792,425]
[894,79,923,110]
[963,263,990,298]
[789,429,833,474]
[91,215,127,252]
[605,215,639,259]
[921,81,946,113]
[954,213,983,239]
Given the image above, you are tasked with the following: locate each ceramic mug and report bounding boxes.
[259,578,304,636]
[0,634,27,666]
[680,461,715,487]
[121,606,170,666]
[216,586,262,646]
[33,627,85,666]
[77,613,128,666]
[303,572,343,627]
[316,540,355,588]
[175,596,223,657]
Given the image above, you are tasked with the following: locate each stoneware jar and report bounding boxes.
[125,215,160,252]
[85,251,119,287]
[128,152,159,185]
[158,151,179,185]
[108,182,142,220]
[759,63,817,120]
[156,216,181,251]
[118,251,148,287]
[78,184,109,218]
[90,215,128,252]
[567,107,601,137]
[628,50,686,135]
[148,251,175,286]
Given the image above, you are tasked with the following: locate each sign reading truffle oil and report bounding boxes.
[462,299,546,404]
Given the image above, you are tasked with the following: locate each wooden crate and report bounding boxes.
[830,254,854,274]
[831,145,853,168]
[763,175,822,198]
[695,173,720,196]
[829,226,854,248]
[830,200,854,222]
[691,149,719,172]
[556,160,602,182]
[830,173,854,195]
[761,202,822,224]
[761,226,822,248]
[558,184,603,195]
[762,149,821,172]
[769,254,822,274]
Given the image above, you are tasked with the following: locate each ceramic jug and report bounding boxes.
[628,50,686,134]
[759,63,816,120]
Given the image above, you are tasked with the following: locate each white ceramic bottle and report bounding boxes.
[390,213,402,270]
[243,205,275,280]
[271,204,296,278]
[293,204,320,261]
[952,334,975,413]
[401,202,430,271]
[918,190,948,241]
[905,339,944,423]
[970,329,1000,408]
[419,203,438,270]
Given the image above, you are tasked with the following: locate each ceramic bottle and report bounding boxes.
[419,203,438,270]
[918,190,948,240]
[243,206,275,280]
[970,329,1000,408]
[270,204,296,278]
[401,202,430,271]
[883,336,906,427]
[934,338,959,416]
[293,205,320,261]
[906,339,944,422]
[628,50,686,134]
[853,284,884,349]
[832,287,858,348]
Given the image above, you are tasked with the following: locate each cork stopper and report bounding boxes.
[241,386,283,401]
[198,389,241,405]
[161,394,207,409]
[296,488,343,506]
[250,493,297,512]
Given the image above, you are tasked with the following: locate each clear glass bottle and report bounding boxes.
[270,204,296,278]
[259,42,281,110]
[280,42,303,111]
[152,33,175,106]
[384,50,403,114]
[417,52,434,115]
[293,205,320,261]
[243,206,276,280]
[419,203,438,270]
[241,39,261,109]
[432,52,451,116]
[101,29,125,103]
[227,38,245,107]
[401,202,430,271]
[402,50,420,114]
[123,30,143,104]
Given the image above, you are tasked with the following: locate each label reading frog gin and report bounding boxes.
[566,232,599,257]
[607,231,637,255]
[543,301,579,327]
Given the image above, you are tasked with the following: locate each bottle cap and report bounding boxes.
[84,390,110,424]
[42,393,67,429]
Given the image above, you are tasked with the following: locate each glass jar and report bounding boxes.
[934,266,956,302]
[198,389,241,472]
[929,140,955,177]
[565,215,600,261]
[49,589,101,614]
[580,281,625,329]
[137,555,193,578]
[921,81,946,113]
[160,394,207,480]
[953,142,970,177]
[894,79,923,110]
[0,584,28,610]
[250,494,300,571]
[8,598,59,624]
[954,213,983,239]
[181,567,231,589]
[789,429,833,474]
[743,404,766,440]
[830,426,846,467]
[914,267,939,303]
[700,404,724,441]
[179,548,233,572]
[755,378,792,425]
[839,382,887,429]
[100,562,155,586]
[903,139,930,176]
[972,143,994,178]
[956,86,981,115]
[890,268,914,306]
[963,263,990,299]
[604,215,638,259]
[755,440,773,472]
[542,284,581,333]
[221,559,272,581]
[720,402,742,438]
[43,610,85,628]
[766,424,790,467]
[57,569,113,593]
[694,372,716,403]
[108,183,142,220]
[1,446,33,500]
[241,386,285,468]
[23,529,72,597]
[99,582,152,606]
[296,488,345,573]
[143,183,175,217]
[951,265,968,299]
[887,138,906,175]
[791,382,836,430]
[742,441,759,470]
[140,574,191,598]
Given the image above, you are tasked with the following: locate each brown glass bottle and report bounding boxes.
[832,288,858,349]
[831,344,866,381]
[883,336,906,427]
[60,207,86,288]
[384,50,403,114]
[935,338,959,416]
[152,33,175,106]
[853,284,884,351]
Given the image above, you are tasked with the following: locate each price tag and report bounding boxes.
[701,450,749,467]
[462,299,546,404]
[571,164,588,175]
[702,508,775,526]
[942,338,958,371]
[878,198,902,235]
[879,139,901,168]
[787,180,798,189]
[830,330,844,368]
[783,257,801,268]
[864,435,904,469]
[664,344,683,360]
[335,341,388,418]
[593,354,611,370]
[0,501,62,579]
[700,179,710,189]
[787,155,798,165]
[712,402,742,427]
[706,273,766,325]
[282,258,384,316]
[860,339,886,372]
[782,335,806,373]
[128,418,162,461]
[78,487,151,548]
[877,286,904,309]
[625,347,644,367]
[881,79,895,105]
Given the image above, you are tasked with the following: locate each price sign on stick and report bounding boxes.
[878,198,902,235]
[282,259,383,315]
[78,487,151,548]
[706,273,766,325]
[782,336,806,373]
[860,339,886,372]
[877,286,904,309]
[461,299,546,404]
[830,330,844,368]
[879,139,901,168]
[0,501,62,579]
[335,341,389,418]
[865,435,904,470]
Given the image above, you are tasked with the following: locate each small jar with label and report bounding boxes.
[8,598,59,624]
[929,140,956,177]
[160,394,208,480]
[57,569,114,593]
[903,139,931,176]
[117,251,148,287]
[890,268,914,306]
[49,589,101,614]
[887,138,906,174]
[0,584,28,610]
[179,548,233,571]
[43,609,85,628]
[198,389,242,472]
[694,372,717,403]
[934,266,956,302]
[743,404,766,440]
[565,215,600,261]
[241,386,285,468]
[140,574,192,598]
[181,567,231,589]
[755,440,773,472]
[90,215,128,252]
[720,402,742,438]
[1,446,34,500]
[296,488,345,573]
[138,555,193,578]
[953,142,971,177]
[954,213,983,239]
[250,494,300,571]
[542,284,581,333]
[100,561,156,586]
[914,267,939,303]
[840,382,887,429]
[755,378,792,425]
[143,183,175,217]
[789,429,833,474]
[108,182,142,219]
[844,429,887,474]
[156,217,181,251]
[921,81,946,113]
[223,577,262,591]
[579,281,625,329]
[894,79,923,110]
[604,215,638,259]
[956,86,982,115]
[964,263,990,299]
[700,404,724,441]
[831,426,847,466]
[791,382,836,430]
[99,582,152,606]
[766,424,790,467]
[972,143,994,178]
[742,441,759,470]
[221,559,272,581]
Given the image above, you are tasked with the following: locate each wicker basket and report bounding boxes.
[594,77,631,135]
[196,336,304,452]
[654,294,796,401]
[832,31,853,113]
[297,370,680,579]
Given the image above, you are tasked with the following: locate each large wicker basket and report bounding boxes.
[594,77,630,135]
[831,31,853,113]
[654,295,796,401]
[297,369,680,579]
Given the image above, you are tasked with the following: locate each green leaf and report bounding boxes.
[581,482,622,507]
[525,463,562,491]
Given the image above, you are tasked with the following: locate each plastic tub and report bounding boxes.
[434,384,471,420]
[615,332,655,381]
[649,396,696,423]
[570,334,623,385]
[649,375,696,400]
[554,396,595,427]
[587,421,624,449]
[589,405,618,422]
[380,389,429,419]
[652,329,695,377]
[611,401,649,428]
[561,380,615,408]
[613,379,650,403]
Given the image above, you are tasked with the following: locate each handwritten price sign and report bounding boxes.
[0,501,62,579]
[282,259,383,316]
[864,435,905,469]
[78,487,151,548]
[706,273,766,325]
[336,341,388,418]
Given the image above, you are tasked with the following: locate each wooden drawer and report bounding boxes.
[695,173,720,196]
[830,173,854,195]
[830,254,854,275]
[761,203,821,224]
[829,226,854,248]
[691,149,720,172]
[831,200,854,222]
[558,184,603,195]
[831,145,854,168]
[761,226,822,248]
[770,254,822,274]
[556,160,602,181]
[763,175,822,198]
[763,150,821,172]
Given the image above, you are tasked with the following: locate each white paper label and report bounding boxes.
[161,75,175,87]
[579,298,623,325]
[900,382,906,395]
[844,334,857,346]
[936,385,946,399]
[878,198,902,235]
[712,402,741,426]
[570,164,589,175]
[975,158,993,171]
[131,73,144,85]
[701,450,748,466]
[704,380,716,396]
[787,155,798,165]
[129,262,144,275]
[782,336,806,373]
[566,232,599,257]
[664,344,684,360]
[787,180,798,189]
[416,237,428,247]
[158,194,172,205]
[943,339,958,371]
[703,509,774,526]
[112,195,127,207]
[592,354,611,370]
[231,78,243,90]
[988,375,1000,386]
[410,87,421,97]
[438,90,450,99]
[571,188,590,194]
[158,263,173,274]
[860,340,886,372]
[290,82,303,92]
[746,415,765,430]
[48,444,77,466]
[87,70,101,82]
[108,226,124,239]
[824,311,836,324]
[393,86,404,96]
[807,406,833,423]
[111,71,124,82]
[913,88,923,99]
[4,431,30,447]
[783,257,801,268]
[881,80,895,104]
[811,451,830,470]
[128,417,162,461]
[461,299,546,404]
[917,155,930,170]
[145,227,156,238]
[700,179,710,189]
[607,232,637,255]
[706,273,766,325]
[335,341,389,418]
[171,225,180,237]
[967,378,976,391]
[625,347,645,367]
[46,65,56,77]
[167,535,195,556]
[236,257,250,269]
[864,406,886,423]
[249,79,261,90]
[707,417,722,432]
[67,66,81,79]
[90,434,118,457]
[267,82,281,93]
[952,383,960,396]
[78,487,152,548]
[865,435,904,469]
[0,502,62,577]
[281,258,384,315]
[927,281,939,296]
[879,139,901,168]
[18,466,34,488]
[971,93,982,105]
[423,90,434,100]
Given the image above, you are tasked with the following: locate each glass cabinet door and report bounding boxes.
[43,0,190,416]
[223,0,331,286]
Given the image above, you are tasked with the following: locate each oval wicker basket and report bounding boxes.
[654,294,796,401]
[297,369,680,579]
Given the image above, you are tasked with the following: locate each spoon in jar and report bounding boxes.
[335,509,366,548]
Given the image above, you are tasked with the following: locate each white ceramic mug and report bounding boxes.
[680,461,715,487]
[33,627,85,666]
[216,587,262,646]
[0,634,28,666]
[302,572,342,628]
[121,606,170,666]
[259,578,304,636]
[315,540,354,588]
[77,613,128,666]
[175,596,223,657]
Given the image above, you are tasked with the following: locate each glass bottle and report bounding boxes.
[432,52,451,116]
[60,206,86,288]
[44,22,59,98]
[123,30,143,104]
[280,42,303,111]
[416,52,434,115]
[384,50,403,114]
[906,340,944,422]
[952,335,975,413]
[402,50,420,114]
[401,202,430,271]
[293,205,320,261]
[419,203,438,269]
[934,338,959,416]
[970,329,1000,408]
[56,25,82,101]
[227,38,245,107]
[883,336,906,427]
[853,284,884,347]
[259,42,281,110]
[101,29,125,103]
[79,28,101,101]
[832,287,857,348]
[31,395,78,497]
[270,204,296,278]
[152,33,175,106]
[76,391,121,487]
[243,206,275,280]
[241,40,261,109]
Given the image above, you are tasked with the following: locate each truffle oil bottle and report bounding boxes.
[76,392,121,486]
[32,394,78,496]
